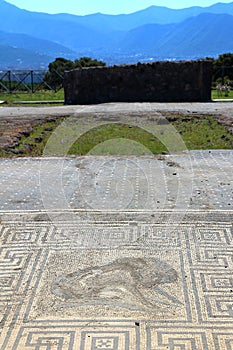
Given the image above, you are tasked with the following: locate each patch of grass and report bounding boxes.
[211,89,233,99]
[68,123,167,155]
[87,138,155,155]
[68,116,233,155]
[1,89,233,104]
[2,115,233,157]
[172,115,233,150]
[0,89,64,105]
[5,118,64,156]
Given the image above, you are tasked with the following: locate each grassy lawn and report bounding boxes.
[1,89,232,104]
[2,115,232,157]
[171,115,233,149]
[211,89,233,99]
[69,123,167,155]
[0,90,64,105]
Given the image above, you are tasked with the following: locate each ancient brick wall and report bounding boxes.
[64,60,212,104]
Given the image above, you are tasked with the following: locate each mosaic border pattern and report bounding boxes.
[0,211,232,349]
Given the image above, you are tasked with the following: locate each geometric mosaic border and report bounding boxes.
[0,213,232,349]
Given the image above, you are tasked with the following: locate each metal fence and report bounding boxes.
[1,66,233,94]
[0,70,63,93]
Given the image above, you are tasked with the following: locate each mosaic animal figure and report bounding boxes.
[51,257,181,311]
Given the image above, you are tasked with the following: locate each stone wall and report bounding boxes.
[64,60,213,105]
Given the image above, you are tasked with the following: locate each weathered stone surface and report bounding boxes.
[0,210,233,349]
[0,103,232,350]
[0,151,232,211]
[64,60,213,104]
[51,257,178,311]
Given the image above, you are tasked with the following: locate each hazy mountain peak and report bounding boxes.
[0,1,233,68]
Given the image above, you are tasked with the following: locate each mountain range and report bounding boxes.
[0,0,233,69]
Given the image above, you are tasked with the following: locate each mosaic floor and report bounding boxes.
[0,210,233,349]
[0,152,232,349]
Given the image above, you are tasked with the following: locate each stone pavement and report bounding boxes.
[1,101,233,119]
[0,151,232,212]
[0,103,232,350]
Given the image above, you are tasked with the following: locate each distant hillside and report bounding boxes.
[0,1,109,51]
[0,0,233,68]
[41,2,233,31]
[0,44,52,69]
[0,30,75,58]
[157,13,233,57]
[121,13,233,58]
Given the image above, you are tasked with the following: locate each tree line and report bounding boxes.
[208,53,233,86]
[44,53,233,90]
[44,57,106,90]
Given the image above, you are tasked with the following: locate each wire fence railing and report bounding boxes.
[0,66,233,94]
[0,70,64,93]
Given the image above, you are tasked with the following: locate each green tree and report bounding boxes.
[74,57,106,68]
[44,57,74,91]
[212,53,233,83]
[44,57,106,91]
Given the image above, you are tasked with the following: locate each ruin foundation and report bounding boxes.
[64,60,213,105]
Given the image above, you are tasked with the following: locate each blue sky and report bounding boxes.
[6,0,233,15]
